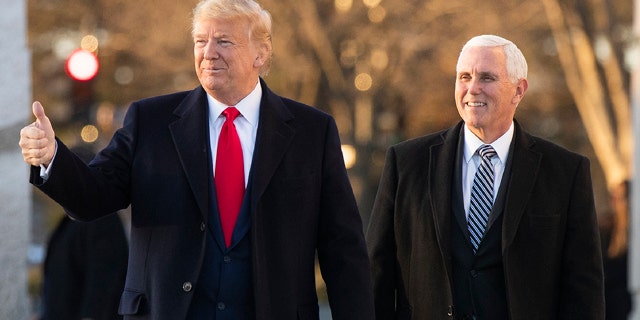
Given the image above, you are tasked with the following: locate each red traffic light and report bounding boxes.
[65,49,99,81]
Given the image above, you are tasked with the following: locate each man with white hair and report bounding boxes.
[367,34,604,319]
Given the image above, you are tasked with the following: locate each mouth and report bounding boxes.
[201,64,225,72]
[466,101,487,107]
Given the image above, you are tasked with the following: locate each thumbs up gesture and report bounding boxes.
[19,101,56,166]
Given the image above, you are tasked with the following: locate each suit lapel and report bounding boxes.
[248,80,295,215]
[430,122,465,269]
[168,87,211,221]
[450,126,472,241]
[501,121,541,254]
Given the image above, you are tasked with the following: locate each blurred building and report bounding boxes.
[0,1,31,319]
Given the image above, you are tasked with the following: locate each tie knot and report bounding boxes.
[223,107,241,121]
[478,145,496,159]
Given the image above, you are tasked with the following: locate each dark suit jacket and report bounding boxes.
[31,79,374,320]
[367,120,605,320]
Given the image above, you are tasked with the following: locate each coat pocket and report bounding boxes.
[118,289,148,315]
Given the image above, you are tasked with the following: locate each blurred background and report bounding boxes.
[0,0,638,318]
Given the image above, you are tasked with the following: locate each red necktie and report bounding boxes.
[215,107,245,248]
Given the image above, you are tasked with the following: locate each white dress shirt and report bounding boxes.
[461,122,514,220]
[207,81,261,187]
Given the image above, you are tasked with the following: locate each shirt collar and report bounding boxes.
[207,81,262,125]
[463,121,514,164]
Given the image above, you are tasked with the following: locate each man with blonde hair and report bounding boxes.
[20,0,374,319]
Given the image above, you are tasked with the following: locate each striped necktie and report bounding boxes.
[467,144,497,253]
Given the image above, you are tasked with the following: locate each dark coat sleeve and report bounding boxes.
[315,118,375,319]
[552,156,605,318]
[366,146,412,319]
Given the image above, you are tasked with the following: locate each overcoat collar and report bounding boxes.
[499,121,541,254]
[248,78,295,213]
[166,79,295,222]
[429,121,463,272]
[169,86,210,220]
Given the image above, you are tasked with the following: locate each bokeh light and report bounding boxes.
[80,34,99,52]
[80,124,99,143]
[355,72,373,91]
[65,49,99,81]
[335,0,352,13]
[341,144,357,169]
[368,6,386,23]
[363,0,382,8]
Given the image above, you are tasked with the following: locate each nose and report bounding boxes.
[203,42,218,60]
[467,78,482,95]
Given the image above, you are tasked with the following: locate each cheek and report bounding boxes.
[455,84,468,98]
[454,82,463,93]
[193,54,200,68]
[194,60,201,77]
[194,50,202,62]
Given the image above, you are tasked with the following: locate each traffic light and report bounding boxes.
[65,49,99,123]
[65,49,99,81]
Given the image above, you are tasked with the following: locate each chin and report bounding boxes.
[200,78,218,89]
[464,118,485,129]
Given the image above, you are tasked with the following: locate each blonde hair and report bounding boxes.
[192,0,273,76]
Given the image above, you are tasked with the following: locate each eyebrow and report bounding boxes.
[458,71,498,78]
[478,71,498,77]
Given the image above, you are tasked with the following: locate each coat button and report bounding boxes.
[447,305,453,317]
[182,282,193,292]
[223,255,232,263]
[217,302,226,310]
[200,222,206,231]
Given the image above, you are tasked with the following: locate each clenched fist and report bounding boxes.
[19,101,56,167]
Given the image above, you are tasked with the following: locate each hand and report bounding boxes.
[19,101,56,167]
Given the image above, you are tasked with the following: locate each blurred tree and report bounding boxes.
[27,0,632,229]
[540,2,634,318]
[541,0,632,258]
[258,0,564,218]
[258,0,633,221]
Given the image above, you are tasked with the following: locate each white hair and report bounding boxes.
[459,34,528,83]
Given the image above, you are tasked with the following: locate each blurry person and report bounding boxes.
[19,0,373,319]
[367,34,604,319]
[40,146,128,320]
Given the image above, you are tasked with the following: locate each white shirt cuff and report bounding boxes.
[39,141,58,180]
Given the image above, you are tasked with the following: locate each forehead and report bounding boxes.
[456,46,507,73]
[193,17,250,36]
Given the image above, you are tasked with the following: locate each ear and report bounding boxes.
[253,56,265,68]
[512,78,528,104]
[253,41,271,68]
